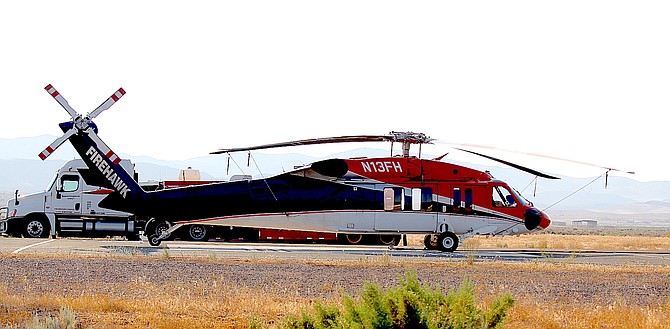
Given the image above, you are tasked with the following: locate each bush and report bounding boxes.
[282,271,514,329]
[1,307,76,329]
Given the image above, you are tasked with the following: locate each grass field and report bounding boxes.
[1,259,668,329]
[406,228,670,251]
[1,232,669,328]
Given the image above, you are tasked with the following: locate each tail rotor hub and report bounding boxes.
[39,84,125,160]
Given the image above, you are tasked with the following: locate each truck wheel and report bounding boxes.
[154,221,172,240]
[437,232,459,252]
[25,217,49,238]
[184,225,209,241]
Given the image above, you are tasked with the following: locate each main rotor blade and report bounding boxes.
[38,128,77,160]
[454,148,561,179]
[211,135,392,154]
[448,142,635,175]
[88,88,126,119]
[44,84,79,120]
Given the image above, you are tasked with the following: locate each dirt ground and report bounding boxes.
[2,255,668,307]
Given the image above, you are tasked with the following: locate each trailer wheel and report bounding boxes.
[25,217,49,238]
[344,234,364,244]
[437,232,459,252]
[184,224,209,241]
[378,234,401,246]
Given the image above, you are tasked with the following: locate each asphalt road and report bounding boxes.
[2,237,669,266]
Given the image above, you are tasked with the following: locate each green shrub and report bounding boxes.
[1,307,76,329]
[282,271,514,329]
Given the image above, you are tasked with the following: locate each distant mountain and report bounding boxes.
[2,135,669,223]
[0,135,80,161]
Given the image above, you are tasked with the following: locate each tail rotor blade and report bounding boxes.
[38,129,77,160]
[44,84,79,120]
[88,88,125,119]
[85,128,122,165]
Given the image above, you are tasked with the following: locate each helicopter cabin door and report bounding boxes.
[374,185,436,232]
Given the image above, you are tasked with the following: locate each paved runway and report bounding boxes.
[2,237,669,266]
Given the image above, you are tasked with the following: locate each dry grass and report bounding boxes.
[406,233,670,251]
[1,256,669,329]
[508,298,670,329]
[0,277,311,329]
[2,274,668,329]
[2,232,670,328]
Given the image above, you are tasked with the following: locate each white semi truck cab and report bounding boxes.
[0,159,145,238]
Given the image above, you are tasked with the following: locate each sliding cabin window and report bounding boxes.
[383,187,404,211]
[453,188,461,208]
[411,188,421,210]
[411,187,433,211]
[452,187,473,210]
[464,188,473,209]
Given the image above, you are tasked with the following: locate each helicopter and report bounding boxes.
[39,84,553,251]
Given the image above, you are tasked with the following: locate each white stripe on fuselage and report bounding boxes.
[177,209,526,235]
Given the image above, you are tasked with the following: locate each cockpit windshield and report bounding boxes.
[511,187,531,207]
[492,184,530,208]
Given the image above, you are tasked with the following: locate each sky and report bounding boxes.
[1,1,668,182]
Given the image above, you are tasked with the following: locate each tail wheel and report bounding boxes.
[145,219,171,246]
[148,234,162,246]
[25,217,50,238]
[437,232,459,252]
[344,234,364,244]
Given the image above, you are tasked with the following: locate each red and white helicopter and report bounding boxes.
[40,84,554,251]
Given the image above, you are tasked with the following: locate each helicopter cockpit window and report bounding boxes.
[492,186,517,208]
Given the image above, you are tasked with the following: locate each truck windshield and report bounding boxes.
[46,174,57,191]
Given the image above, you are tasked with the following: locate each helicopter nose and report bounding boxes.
[523,208,551,230]
[539,212,551,229]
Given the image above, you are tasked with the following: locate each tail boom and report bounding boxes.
[83,144,132,198]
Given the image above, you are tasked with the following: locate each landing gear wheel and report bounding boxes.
[148,234,162,247]
[423,234,437,250]
[437,232,459,252]
[25,218,49,238]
